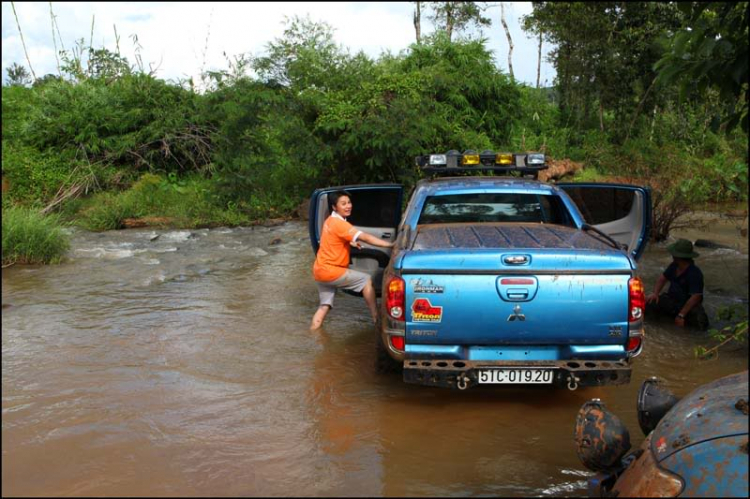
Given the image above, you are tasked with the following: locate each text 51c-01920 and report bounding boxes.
[478,368,554,384]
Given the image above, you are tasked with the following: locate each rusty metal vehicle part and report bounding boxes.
[574,399,631,472]
[580,371,749,497]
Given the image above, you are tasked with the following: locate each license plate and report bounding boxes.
[478,368,554,384]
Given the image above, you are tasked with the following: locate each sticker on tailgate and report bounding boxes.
[411,278,445,294]
[411,298,443,323]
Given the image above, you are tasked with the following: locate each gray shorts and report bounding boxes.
[316,269,371,308]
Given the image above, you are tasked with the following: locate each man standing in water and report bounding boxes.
[646,239,709,330]
[311,190,394,330]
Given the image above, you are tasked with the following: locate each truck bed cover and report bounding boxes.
[414,223,617,251]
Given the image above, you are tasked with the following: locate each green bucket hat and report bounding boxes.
[667,238,699,259]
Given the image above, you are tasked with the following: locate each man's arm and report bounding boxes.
[646,274,668,303]
[675,294,703,327]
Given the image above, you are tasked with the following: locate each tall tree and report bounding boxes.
[655,2,749,132]
[253,16,352,90]
[499,3,514,80]
[49,2,61,76]
[522,2,683,138]
[11,1,36,81]
[5,62,31,87]
[413,2,423,44]
[428,2,490,41]
[536,31,542,88]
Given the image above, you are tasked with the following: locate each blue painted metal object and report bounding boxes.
[579,370,749,497]
[309,170,652,389]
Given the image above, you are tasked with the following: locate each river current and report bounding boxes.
[2,220,747,496]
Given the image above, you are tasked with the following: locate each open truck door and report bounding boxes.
[557,183,652,261]
[309,184,404,294]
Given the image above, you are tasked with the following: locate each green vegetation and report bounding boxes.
[696,305,749,360]
[71,173,252,231]
[2,206,70,265]
[2,4,747,259]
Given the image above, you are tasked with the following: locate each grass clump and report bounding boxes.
[73,173,257,231]
[569,166,606,182]
[2,206,70,265]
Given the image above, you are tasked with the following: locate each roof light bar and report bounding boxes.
[496,153,513,165]
[415,150,548,177]
[461,150,480,166]
[526,153,546,166]
[429,154,447,166]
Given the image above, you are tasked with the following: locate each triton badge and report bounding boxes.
[507,304,526,322]
[608,325,623,337]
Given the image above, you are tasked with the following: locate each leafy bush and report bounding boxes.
[696,305,748,360]
[2,206,70,265]
[74,173,256,231]
[22,75,212,178]
[2,143,76,206]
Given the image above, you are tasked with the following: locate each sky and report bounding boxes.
[2,2,556,89]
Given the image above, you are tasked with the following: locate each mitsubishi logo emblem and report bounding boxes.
[507,304,526,322]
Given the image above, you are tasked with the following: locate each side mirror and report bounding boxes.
[637,377,680,436]
[574,399,631,472]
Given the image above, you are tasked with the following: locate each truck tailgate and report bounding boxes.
[404,273,630,345]
[401,224,633,346]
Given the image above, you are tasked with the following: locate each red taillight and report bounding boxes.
[628,277,645,322]
[390,335,405,351]
[500,278,536,285]
[626,336,642,353]
[386,276,406,321]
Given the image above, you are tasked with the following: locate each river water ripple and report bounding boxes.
[2,221,748,496]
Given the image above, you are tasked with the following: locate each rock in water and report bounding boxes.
[694,239,732,250]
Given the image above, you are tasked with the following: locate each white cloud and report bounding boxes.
[1,1,556,86]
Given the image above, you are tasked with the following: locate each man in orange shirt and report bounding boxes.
[311,190,395,330]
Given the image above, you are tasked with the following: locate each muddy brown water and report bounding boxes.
[2,219,748,497]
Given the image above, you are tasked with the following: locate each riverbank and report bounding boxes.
[669,205,748,254]
[3,178,747,267]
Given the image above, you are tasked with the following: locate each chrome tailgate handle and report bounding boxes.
[503,255,530,265]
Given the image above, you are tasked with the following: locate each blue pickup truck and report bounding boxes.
[309,151,651,390]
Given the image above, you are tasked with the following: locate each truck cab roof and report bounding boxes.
[417,176,556,195]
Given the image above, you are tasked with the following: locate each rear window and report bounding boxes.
[418,193,573,226]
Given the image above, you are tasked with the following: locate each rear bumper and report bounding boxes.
[402,359,631,390]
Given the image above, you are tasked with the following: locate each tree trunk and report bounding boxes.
[650,106,658,142]
[500,3,514,80]
[446,7,454,41]
[11,1,36,80]
[413,2,422,44]
[599,99,605,132]
[625,76,657,143]
[536,31,542,88]
[49,2,61,76]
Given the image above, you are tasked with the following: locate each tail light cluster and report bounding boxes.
[386,276,406,321]
[626,336,642,353]
[628,277,645,322]
[385,276,406,353]
[390,335,405,351]
[627,277,645,355]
